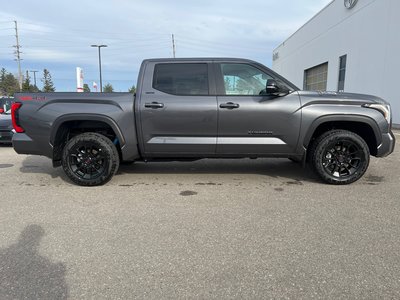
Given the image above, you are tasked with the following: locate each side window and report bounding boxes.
[220,64,273,95]
[153,63,209,95]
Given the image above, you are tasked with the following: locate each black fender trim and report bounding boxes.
[50,114,126,147]
[303,114,382,148]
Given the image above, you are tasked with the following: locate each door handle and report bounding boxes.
[145,102,164,109]
[219,102,240,109]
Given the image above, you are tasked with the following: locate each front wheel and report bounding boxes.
[62,132,120,186]
[309,130,370,185]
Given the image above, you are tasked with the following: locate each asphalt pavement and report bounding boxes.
[0,134,399,299]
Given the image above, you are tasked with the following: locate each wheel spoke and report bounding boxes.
[66,141,109,180]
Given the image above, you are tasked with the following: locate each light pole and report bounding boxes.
[91,44,107,92]
[29,70,38,89]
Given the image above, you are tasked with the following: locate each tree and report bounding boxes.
[22,71,31,92]
[0,69,19,96]
[128,85,136,94]
[103,83,114,92]
[83,83,90,92]
[0,68,6,89]
[41,69,55,92]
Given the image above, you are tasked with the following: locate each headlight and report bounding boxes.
[363,103,391,123]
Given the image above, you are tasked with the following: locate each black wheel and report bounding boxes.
[309,130,369,185]
[62,132,119,186]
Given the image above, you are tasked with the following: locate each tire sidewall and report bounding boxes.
[313,131,370,184]
[62,133,119,186]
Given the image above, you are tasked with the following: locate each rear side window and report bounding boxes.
[153,63,209,95]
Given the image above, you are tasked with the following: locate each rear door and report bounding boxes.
[215,62,301,155]
[138,61,218,156]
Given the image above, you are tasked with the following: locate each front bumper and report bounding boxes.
[376,131,396,157]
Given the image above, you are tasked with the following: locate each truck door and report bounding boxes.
[215,62,301,155]
[138,62,218,156]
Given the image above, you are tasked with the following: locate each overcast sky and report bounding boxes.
[0,0,332,92]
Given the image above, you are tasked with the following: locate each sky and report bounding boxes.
[0,0,332,92]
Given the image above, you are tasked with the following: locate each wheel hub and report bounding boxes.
[69,144,105,180]
[322,140,364,178]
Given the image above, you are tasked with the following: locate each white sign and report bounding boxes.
[76,67,84,92]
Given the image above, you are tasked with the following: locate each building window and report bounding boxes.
[337,55,347,92]
[304,62,328,91]
[153,63,209,95]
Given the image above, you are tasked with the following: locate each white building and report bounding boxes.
[272,0,400,125]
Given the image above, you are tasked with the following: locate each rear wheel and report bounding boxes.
[309,130,369,184]
[62,132,119,186]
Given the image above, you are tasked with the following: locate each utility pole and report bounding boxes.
[29,70,39,88]
[13,20,23,91]
[91,45,107,92]
[172,34,176,58]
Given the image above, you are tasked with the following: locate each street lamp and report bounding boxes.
[29,70,39,89]
[91,44,107,92]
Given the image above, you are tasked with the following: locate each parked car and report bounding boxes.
[0,98,14,145]
[11,58,395,186]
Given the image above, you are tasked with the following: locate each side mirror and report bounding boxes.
[266,79,290,96]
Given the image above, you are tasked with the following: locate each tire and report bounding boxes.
[309,130,370,185]
[62,132,120,186]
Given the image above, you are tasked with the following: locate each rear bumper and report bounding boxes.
[12,132,44,155]
[0,130,13,144]
[376,131,396,157]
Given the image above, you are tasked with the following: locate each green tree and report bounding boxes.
[128,84,136,94]
[0,70,19,96]
[42,69,55,92]
[22,71,32,92]
[31,84,40,92]
[83,83,90,92]
[103,83,114,92]
[0,68,6,92]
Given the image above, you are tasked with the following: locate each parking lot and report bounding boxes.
[1,134,400,299]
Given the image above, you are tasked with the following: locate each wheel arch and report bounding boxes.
[50,114,126,164]
[304,115,381,156]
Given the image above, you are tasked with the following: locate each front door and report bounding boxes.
[215,63,301,155]
[139,62,218,156]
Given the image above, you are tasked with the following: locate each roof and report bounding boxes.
[142,57,260,64]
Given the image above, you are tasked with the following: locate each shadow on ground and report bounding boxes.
[0,225,68,299]
[19,155,320,184]
[19,156,67,180]
[117,158,320,183]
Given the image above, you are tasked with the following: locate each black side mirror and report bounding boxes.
[266,79,290,96]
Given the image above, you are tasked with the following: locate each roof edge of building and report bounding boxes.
[273,0,335,52]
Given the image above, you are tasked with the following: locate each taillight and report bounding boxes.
[11,102,24,133]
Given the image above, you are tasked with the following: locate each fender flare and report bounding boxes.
[303,114,382,148]
[50,114,126,147]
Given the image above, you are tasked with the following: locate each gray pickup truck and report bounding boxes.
[12,58,395,186]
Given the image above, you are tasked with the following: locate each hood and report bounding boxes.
[0,114,12,129]
[298,91,388,106]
